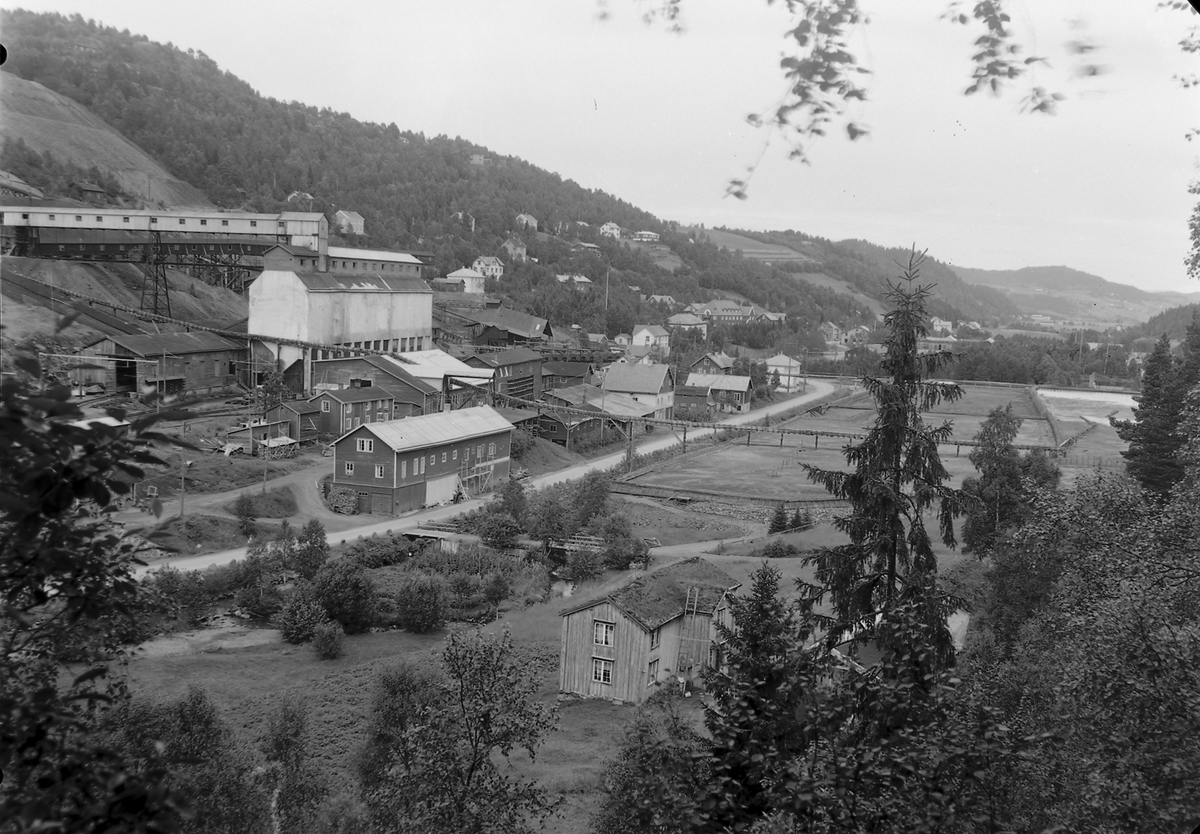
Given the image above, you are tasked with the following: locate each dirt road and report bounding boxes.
[135,381,835,576]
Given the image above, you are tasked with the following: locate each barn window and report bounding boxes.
[75,215,82,221]
[594,621,614,647]
[200,219,207,226]
[452,450,457,461]
[122,216,129,223]
[488,443,496,457]
[374,465,385,479]
[647,659,659,686]
[650,628,660,650]
[401,461,407,479]
[429,454,435,467]
[441,452,446,463]
[591,658,613,685]
[49,214,56,220]
[419,457,425,475]
[149,217,157,224]
[299,259,305,267]
[321,401,330,413]
[344,462,354,476]
[356,438,374,453]
[222,220,229,226]
[250,221,257,227]
[179,218,186,225]
[278,221,285,228]
[95,216,103,222]
[22,213,29,219]
[58,245,65,252]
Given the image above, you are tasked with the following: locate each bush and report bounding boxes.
[327,487,359,515]
[478,512,521,550]
[510,428,534,460]
[274,584,329,644]
[148,566,211,626]
[227,486,297,520]
[759,539,802,559]
[340,532,414,568]
[312,561,377,635]
[234,492,256,537]
[392,574,447,633]
[312,621,345,660]
[566,548,604,583]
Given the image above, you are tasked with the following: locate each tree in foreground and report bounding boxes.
[358,629,558,834]
[1,346,187,831]
[1113,333,1187,495]
[803,248,965,669]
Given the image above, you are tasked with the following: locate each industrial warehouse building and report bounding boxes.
[73,331,246,397]
[332,405,514,515]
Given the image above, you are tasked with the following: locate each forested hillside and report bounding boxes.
[1125,302,1200,342]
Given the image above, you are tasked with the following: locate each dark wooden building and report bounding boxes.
[266,400,322,445]
[542,360,594,390]
[309,355,440,413]
[74,332,246,398]
[332,405,514,515]
[310,385,426,437]
[463,347,543,400]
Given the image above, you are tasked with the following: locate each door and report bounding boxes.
[425,472,458,506]
[371,493,391,515]
[356,492,371,514]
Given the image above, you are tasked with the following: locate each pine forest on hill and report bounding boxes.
[2,8,1034,344]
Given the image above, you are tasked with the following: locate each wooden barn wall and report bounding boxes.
[560,602,649,703]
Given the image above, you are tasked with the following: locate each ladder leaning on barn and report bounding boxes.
[675,586,707,689]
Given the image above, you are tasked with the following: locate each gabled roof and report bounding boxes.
[542,361,593,377]
[312,355,439,396]
[603,363,672,395]
[394,350,494,385]
[327,246,423,265]
[463,307,550,340]
[543,384,654,418]
[686,372,753,393]
[473,256,503,267]
[766,353,803,370]
[668,313,707,327]
[277,400,321,414]
[464,347,542,368]
[265,243,320,258]
[289,272,430,293]
[494,406,540,426]
[448,267,485,279]
[334,209,364,222]
[344,405,513,451]
[693,351,735,370]
[633,324,669,339]
[561,557,741,631]
[85,331,241,357]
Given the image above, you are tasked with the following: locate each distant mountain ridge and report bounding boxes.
[953,265,1200,327]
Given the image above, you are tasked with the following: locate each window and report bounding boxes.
[477,445,484,459]
[321,400,330,413]
[250,220,257,227]
[75,215,82,221]
[419,457,426,475]
[95,216,103,222]
[200,219,207,226]
[401,460,407,479]
[356,438,374,453]
[647,659,659,686]
[441,452,447,463]
[178,218,186,225]
[594,621,615,647]
[221,219,229,227]
[21,213,29,219]
[650,628,660,650]
[374,465,385,479]
[299,259,306,267]
[49,214,56,220]
[149,217,156,224]
[488,443,496,457]
[452,449,457,461]
[278,221,285,228]
[592,658,613,685]
[429,454,435,467]
[344,462,355,476]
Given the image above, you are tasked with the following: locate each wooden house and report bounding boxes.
[691,351,735,376]
[601,363,674,419]
[267,400,322,445]
[226,418,290,454]
[309,355,440,413]
[332,405,513,515]
[463,307,554,347]
[536,401,604,450]
[559,557,741,703]
[463,346,543,400]
[309,385,425,437]
[685,372,754,413]
[674,384,715,420]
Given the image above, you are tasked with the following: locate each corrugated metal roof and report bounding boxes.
[390,350,493,384]
[96,331,242,357]
[545,384,653,418]
[602,363,671,395]
[463,307,549,339]
[686,372,752,392]
[356,405,513,452]
[465,347,542,367]
[327,246,422,265]
[292,272,430,293]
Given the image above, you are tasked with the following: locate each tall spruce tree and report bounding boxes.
[803,249,964,669]
[1113,333,1186,495]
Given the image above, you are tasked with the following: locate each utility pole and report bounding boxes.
[179,458,193,518]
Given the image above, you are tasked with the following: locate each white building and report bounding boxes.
[333,210,365,236]
[631,324,670,359]
[472,256,504,280]
[766,353,805,391]
[447,267,486,294]
[599,221,622,238]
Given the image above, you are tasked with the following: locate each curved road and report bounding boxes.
[136,380,836,576]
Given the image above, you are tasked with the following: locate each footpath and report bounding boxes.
[134,380,835,576]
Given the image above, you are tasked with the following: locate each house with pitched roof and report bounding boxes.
[599,221,623,238]
[471,257,504,281]
[690,351,735,376]
[462,307,554,347]
[447,267,486,294]
[516,213,538,232]
[766,353,805,391]
[333,209,365,236]
[74,331,246,398]
[666,313,708,338]
[463,346,543,400]
[631,324,670,359]
[602,363,674,419]
[501,238,527,261]
[685,372,754,413]
[559,557,741,703]
[309,355,441,413]
[309,383,429,436]
[332,405,513,514]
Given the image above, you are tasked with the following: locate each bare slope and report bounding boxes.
[0,72,213,208]
[1,256,248,347]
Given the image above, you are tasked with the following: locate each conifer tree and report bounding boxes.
[803,249,964,669]
[1113,333,1186,495]
[768,502,789,533]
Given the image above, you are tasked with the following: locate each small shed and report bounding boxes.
[268,400,321,445]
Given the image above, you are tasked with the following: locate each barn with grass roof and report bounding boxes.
[558,557,741,703]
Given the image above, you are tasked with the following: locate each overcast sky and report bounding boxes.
[6,0,1199,293]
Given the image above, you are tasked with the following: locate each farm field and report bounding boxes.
[635,384,1064,501]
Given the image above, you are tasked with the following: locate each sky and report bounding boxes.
[4,0,1199,293]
